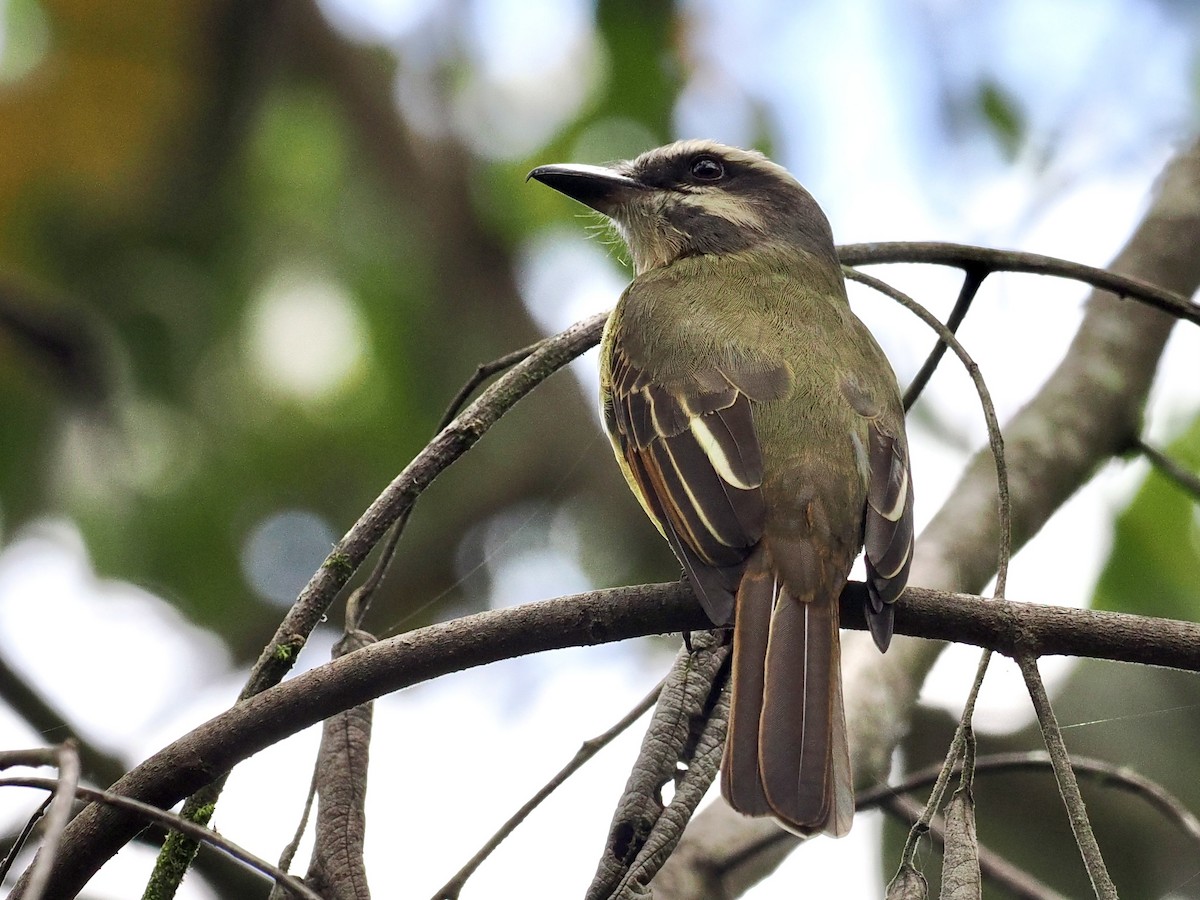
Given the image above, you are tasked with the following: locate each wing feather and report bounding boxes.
[603,337,790,624]
[695,399,763,489]
[862,420,915,650]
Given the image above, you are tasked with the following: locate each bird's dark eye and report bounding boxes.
[690,156,725,182]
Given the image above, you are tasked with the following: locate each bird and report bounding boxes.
[528,140,913,836]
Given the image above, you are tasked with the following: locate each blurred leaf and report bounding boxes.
[0,0,51,83]
[977,80,1025,162]
[0,1,690,661]
[593,0,677,139]
[0,0,693,668]
[1094,415,1200,619]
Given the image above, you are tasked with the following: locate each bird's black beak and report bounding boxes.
[527,163,643,215]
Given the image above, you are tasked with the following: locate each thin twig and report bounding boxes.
[0,777,322,900]
[346,342,539,630]
[0,795,51,887]
[844,267,1012,595]
[344,514,407,632]
[902,267,988,411]
[434,679,664,899]
[1134,438,1200,501]
[897,650,994,873]
[1016,654,1117,899]
[881,792,1069,900]
[271,766,320,892]
[860,751,1200,853]
[21,743,81,900]
[439,345,541,435]
[838,242,1200,325]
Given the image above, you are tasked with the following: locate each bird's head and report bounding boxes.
[528,139,837,274]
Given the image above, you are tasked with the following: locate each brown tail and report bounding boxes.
[719,546,853,836]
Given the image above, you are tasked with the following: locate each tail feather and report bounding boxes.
[760,592,840,830]
[720,548,773,816]
[720,546,853,836]
[828,648,854,836]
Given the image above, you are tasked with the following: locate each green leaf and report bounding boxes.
[1094,414,1200,619]
[977,80,1026,162]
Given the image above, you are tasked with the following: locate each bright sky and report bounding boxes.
[2,0,1199,897]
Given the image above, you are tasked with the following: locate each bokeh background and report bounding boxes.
[1,0,1199,896]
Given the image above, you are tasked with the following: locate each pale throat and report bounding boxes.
[611,185,800,275]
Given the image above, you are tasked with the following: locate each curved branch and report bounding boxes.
[1134,438,1200,500]
[433,680,664,900]
[242,310,608,700]
[0,777,321,900]
[838,241,1200,325]
[16,576,1200,898]
[863,751,1200,851]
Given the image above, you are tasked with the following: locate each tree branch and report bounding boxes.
[242,310,609,701]
[0,776,321,900]
[864,750,1200,851]
[1016,654,1116,898]
[13,575,1200,898]
[1133,438,1200,500]
[838,241,1200,325]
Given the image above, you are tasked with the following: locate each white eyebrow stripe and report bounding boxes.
[675,191,765,230]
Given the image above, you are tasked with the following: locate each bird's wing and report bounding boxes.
[603,339,791,624]
[838,371,914,650]
[861,419,914,650]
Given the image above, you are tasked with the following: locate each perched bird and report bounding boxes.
[528,140,913,836]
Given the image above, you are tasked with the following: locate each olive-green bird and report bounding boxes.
[529,140,914,836]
